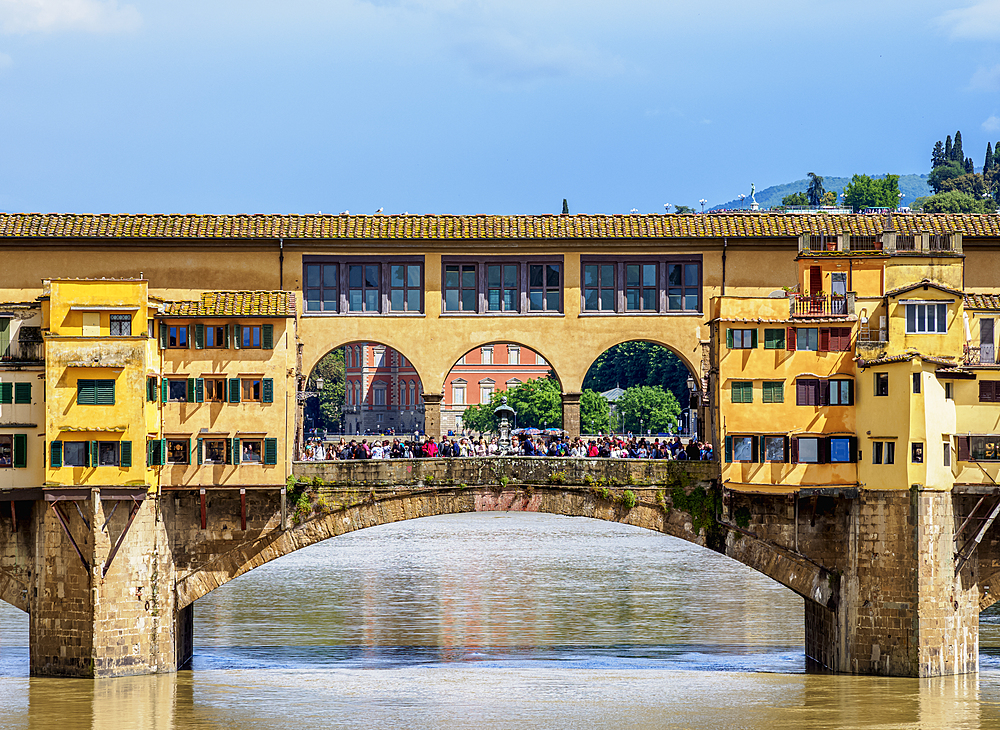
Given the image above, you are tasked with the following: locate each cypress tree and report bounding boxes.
[945,135,953,161]
[954,131,965,163]
[986,143,994,174]
[932,141,945,168]
[966,157,975,174]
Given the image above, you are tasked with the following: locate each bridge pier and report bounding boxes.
[28,489,179,678]
[423,393,443,439]
[803,489,979,677]
[561,392,581,439]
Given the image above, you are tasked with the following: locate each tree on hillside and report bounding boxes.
[614,386,680,435]
[945,135,953,162]
[928,161,967,193]
[781,192,808,206]
[821,190,838,206]
[842,174,901,211]
[583,341,691,406]
[807,173,825,207]
[939,173,987,198]
[932,141,946,168]
[985,144,995,176]
[917,191,994,214]
[953,131,965,164]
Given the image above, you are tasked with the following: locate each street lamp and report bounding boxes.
[699,199,708,213]
[664,203,671,214]
[738,194,746,209]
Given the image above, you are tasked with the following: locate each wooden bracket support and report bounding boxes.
[240,488,246,531]
[50,501,90,571]
[103,498,142,577]
[200,488,207,530]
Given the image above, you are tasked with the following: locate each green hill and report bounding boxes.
[712,174,931,211]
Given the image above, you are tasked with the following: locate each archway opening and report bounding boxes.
[305,342,425,439]
[582,340,699,438]
[440,342,557,438]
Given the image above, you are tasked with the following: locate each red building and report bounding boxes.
[342,342,550,435]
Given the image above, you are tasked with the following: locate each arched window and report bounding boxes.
[409,381,416,407]
[346,346,352,369]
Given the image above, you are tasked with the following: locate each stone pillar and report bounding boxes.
[805,489,979,677]
[422,394,444,440]
[561,392,581,438]
[30,490,178,677]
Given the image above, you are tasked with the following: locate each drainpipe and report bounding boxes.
[278,238,284,290]
[721,238,727,296]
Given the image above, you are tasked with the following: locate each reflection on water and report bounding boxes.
[2,512,1000,729]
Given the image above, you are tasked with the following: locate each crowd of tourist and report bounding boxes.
[300,435,713,461]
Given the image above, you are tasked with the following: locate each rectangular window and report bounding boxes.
[445,264,477,312]
[797,437,820,463]
[77,379,115,405]
[205,325,227,348]
[528,264,561,312]
[873,441,895,464]
[946,382,954,400]
[305,262,339,312]
[241,438,262,463]
[167,439,189,465]
[911,442,924,463]
[764,436,786,462]
[970,436,1000,461]
[241,325,262,349]
[732,436,755,462]
[487,264,519,312]
[453,384,466,405]
[625,263,657,311]
[796,379,820,406]
[481,347,493,365]
[373,388,386,406]
[97,441,119,467]
[728,329,757,349]
[875,372,889,397]
[349,263,381,312]
[205,378,226,402]
[0,435,11,467]
[204,439,227,464]
[508,346,520,365]
[81,312,100,336]
[667,262,701,312]
[828,380,853,406]
[763,329,785,349]
[979,381,1000,403]
[796,328,819,351]
[943,441,951,467]
[169,325,188,348]
[109,314,131,337]
[64,441,88,467]
[906,303,948,334]
[762,381,784,403]
[168,379,188,402]
[731,381,753,403]
[481,385,494,403]
[829,438,852,463]
[583,263,616,312]
[242,378,262,402]
[390,264,422,312]
[14,382,31,404]
[913,373,921,394]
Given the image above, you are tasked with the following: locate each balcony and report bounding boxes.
[789,293,850,318]
[0,333,43,364]
[965,345,996,365]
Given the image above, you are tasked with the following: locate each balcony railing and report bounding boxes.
[789,294,849,318]
[965,345,996,365]
[849,236,882,251]
[929,234,952,252]
[0,341,43,363]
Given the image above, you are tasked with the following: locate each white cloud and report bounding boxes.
[0,0,141,34]
[937,0,1000,40]
[984,115,1000,133]
[453,29,624,82]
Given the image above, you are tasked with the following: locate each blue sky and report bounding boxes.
[1,0,999,215]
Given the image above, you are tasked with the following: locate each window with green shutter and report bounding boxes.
[78,379,115,405]
[727,329,757,349]
[159,322,169,349]
[50,440,62,468]
[264,437,278,465]
[763,328,786,350]
[147,376,157,402]
[0,382,12,404]
[120,441,132,468]
[262,324,274,349]
[147,439,164,466]
[195,378,205,403]
[262,378,274,403]
[194,323,205,349]
[229,378,241,403]
[14,382,31,404]
[731,381,753,403]
[232,437,241,464]
[762,381,784,403]
[187,378,196,403]
[13,434,27,468]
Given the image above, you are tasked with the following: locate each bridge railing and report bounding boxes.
[293,456,719,488]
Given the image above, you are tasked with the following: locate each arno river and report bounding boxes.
[3,512,1000,729]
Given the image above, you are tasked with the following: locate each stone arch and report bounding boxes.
[174,485,837,613]
[0,566,28,612]
[578,336,703,395]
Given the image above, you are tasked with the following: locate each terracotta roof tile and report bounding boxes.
[164,291,295,318]
[964,293,1000,310]
[855,352,957,367]
[0,212,999,241]
[885,279,964,299]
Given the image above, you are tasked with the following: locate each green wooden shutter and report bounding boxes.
[50,440,62,468]
[225,438,233,464]
[162,379,169,403]
[13,433,27,468]
[750,329,758,348]
[233,324,242,349]
[195,378,205,403]
[762,382,773,404]
[725,435,733,463]
[160,439,167,464]
[147,376,155,402]
[148,439,163,466]
[262,378,274,403]
[264,437,278,465]
[14,382,31,404]
[89,441,98,468]
[262,324,274,350]
[726,329,733,349]
[232,438,241,464]
[187,378,196,403]
[96,380,115,405]
[0,319,9,358]
[224,324,231,348]
[159,322,168,349]
[229,378,241,403]
[120,441,132,468]
[750,436,759,463]
[197,438,203,465]
[0,382,11,404]
[194,323,205,349]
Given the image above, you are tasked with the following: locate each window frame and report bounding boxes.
[167,378,190,403]
[580,255,703,315]
[728,328,757,349]
[874,372,889,397]
[302,256,425,316]
[241,378,263,403]
[0,435,11,467]
[77,378,115,406]
[63,441,88,467]
[731,381,753,403]
[304,262,340,313]
[441,256,564,316]
[762,381,784,403]
[109,313,132,337]
[166,439,190,465]
[168,325,188,348]
[240,438,263,463]
[203,438,228,464]
[905,302,948,335]
[444,263,479,313]
[872,440,896,464]
[205,377,227,403]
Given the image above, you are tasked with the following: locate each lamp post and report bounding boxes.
[664,203,671,214]
[699,199,708,213]
[738,194,746,209]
